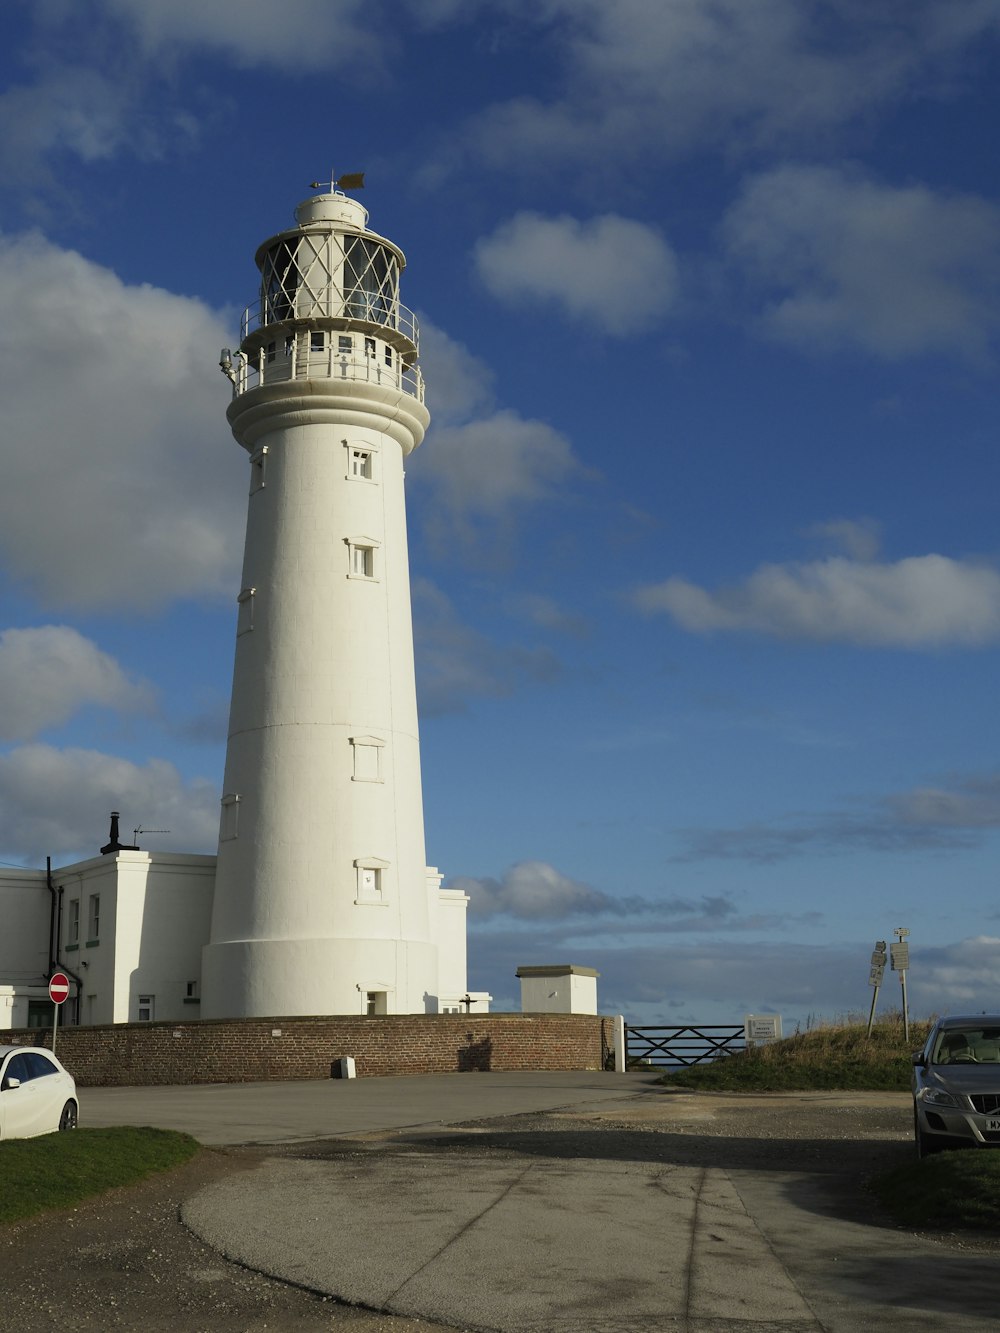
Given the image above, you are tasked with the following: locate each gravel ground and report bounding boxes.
[1,1088,988,1331]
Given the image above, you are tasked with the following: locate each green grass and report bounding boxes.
[658,1016,934,1092]
[0,1127,199,1225]
[872,1150,1000,1230]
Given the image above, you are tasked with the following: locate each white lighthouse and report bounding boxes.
[201,180,465,1020]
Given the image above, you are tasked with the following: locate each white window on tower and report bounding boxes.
[310,330,325,352]
[137,995,155,1022]
[250,446,268,493]
[355,857,390,905]
[350,448,373,480]
[237,586,256,634]
[266,340,276,363]
[220,793,240,841]
[67,899,80,947]
[364,336,376,358]
[338,335,353,353]
[346,538,378,580]
[350,735,385,783]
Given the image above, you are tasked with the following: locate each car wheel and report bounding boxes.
[58,1100,78,1131]
[914,1108,939,1159]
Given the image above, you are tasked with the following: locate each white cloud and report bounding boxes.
[413,579,559,715]
[912,937,1000,1015]
[637,554,1000,647]
[803,517,881,563]
[0,627,154,742]
[101,0,382,72]
[414,318,584,554]
[475,212,678,334]
[0,743,218,864]
[451,0,1000,173]
[455,860,618,920]
[722,165,1000,360]
[0,233,244,610]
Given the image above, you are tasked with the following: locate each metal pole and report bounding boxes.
[866,983,880,1037]
[52,995,59,1057]
[900,969,910,1044]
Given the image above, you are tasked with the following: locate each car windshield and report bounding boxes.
[932,1027,1000,1064]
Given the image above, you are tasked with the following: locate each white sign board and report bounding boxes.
[745,1014,782,1046]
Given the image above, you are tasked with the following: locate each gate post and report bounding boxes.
[613,1015,626,1073]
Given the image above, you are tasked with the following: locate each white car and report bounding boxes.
[0,1045,78,1139]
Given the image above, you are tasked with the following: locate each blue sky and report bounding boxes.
[1,0,999,1026]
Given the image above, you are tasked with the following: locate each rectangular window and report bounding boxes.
[366,990,387,1016]
[338,335,353,352]
[87,894,100,942]
[351,449,372,480]
[137,995,154,1022]
[284,334,294,356]
[355,857,389,904]
[266,340,276,363]
[310,331,325,352]
[384,346,392,367]
[350,545,373,578]
[220,793,240,841]
[350,735,384,783]
[364,336,376,358]
[237,586,256,635]
[250,446,268,493]
[68,899,80,947]
[185,980,199,999]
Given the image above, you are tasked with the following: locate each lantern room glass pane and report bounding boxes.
[344,236,398,327]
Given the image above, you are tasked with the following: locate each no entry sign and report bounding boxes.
[48,972,70,1005]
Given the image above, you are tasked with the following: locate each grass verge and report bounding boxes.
[872,1150,1000,1230]
[0,1127,199,1225]
[658,1017,934,1091]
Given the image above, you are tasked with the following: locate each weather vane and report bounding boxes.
[310,170,365,192]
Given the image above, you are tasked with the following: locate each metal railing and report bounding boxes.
[625,1024,745,1068]
[240,295,419,344]
[234,346,424,403]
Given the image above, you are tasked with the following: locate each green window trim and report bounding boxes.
[64,943,79,952]
[85,939,100,948]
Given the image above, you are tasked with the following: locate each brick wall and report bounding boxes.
[8,1013,616,1087]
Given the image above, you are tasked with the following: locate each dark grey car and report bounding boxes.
[912,1014,1000,1157]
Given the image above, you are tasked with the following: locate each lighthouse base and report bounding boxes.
[200,936,441,1019]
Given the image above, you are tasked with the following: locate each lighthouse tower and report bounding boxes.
[201,182,448,1019]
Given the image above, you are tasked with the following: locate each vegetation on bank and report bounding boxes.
[0,1127,199,1224]
[657,1016,934,1091]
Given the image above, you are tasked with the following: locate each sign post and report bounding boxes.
[48,971,70,1056]
[866,941,887,1036]
[890,928,910,1043]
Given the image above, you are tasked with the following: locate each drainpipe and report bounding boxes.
[48,861,83,1027]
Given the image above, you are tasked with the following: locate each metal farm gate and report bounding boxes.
[625,1024,745,1068]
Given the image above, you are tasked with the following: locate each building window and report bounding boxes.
[310,330,325,352]
[364,336,376,358]
[355,857,389,904]
[284,334,294,356]
[384,346,392,367]
[266,340,276,363]
[237,586,256,635]
[137,995,154,1022]
[350,735,384,783]
[220,793,240,841]
[365,990,387,1016]
[338,335,353,352]
[67,899,80,947]
[350,448,373,480]
[347,540,377,580]
[185,980,198,999]
[87,894,100,943]
[250,446,268,493]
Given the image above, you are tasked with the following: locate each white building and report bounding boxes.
[1,185,487,1029]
